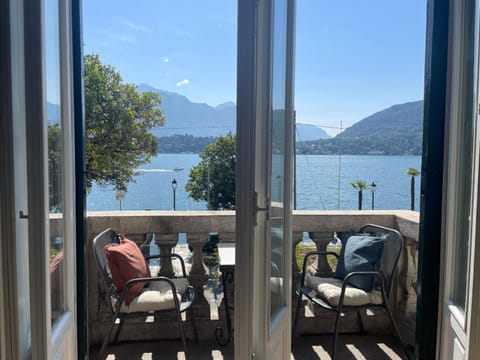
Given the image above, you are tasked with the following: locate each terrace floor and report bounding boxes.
[90,334,409,359]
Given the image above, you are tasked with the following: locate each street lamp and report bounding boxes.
[171,178,177,211]
[371,181,377,210]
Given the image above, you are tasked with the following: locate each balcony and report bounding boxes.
[86,210,418,359]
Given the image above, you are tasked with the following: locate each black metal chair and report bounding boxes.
[92,228,198,360]
[292,224,411,360]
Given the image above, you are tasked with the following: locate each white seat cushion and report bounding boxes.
[306,275,383,307]
[270,277,283,295]
[120,278,190,313]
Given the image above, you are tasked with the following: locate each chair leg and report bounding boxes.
[383,295,412,360]
[112,314,125,343]
[332,305,343,360]
[98,317,117,360]
[190,308,199,343]
[292,289,303,337]
[177,309,189,360]
[356,311,365,334]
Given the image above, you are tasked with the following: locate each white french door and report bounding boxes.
[1,0,77,358]
[439,0,480,358]
[236,0,295,359]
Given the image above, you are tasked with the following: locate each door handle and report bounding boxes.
[19,210,29,219]
[253,192,270,222]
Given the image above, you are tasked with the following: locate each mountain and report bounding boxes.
[337,100,423,139]
[296,123,330,141]
[47,102,60,125]
[140,84,331,141]
[297,100,423,155]
[138,84,236,137]
[215,101,236,110]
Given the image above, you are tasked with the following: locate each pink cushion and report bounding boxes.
[105,236,151,305]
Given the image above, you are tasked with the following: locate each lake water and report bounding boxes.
[87,154,421,211]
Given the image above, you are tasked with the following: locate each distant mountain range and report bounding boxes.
[47,83,423,155]
[295,123,330,141]
[146,85,423,155]
[139,84,330,141]
[139,84,236,138]
[297,100,423,155]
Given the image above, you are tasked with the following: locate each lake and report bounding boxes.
[87,154,421,211]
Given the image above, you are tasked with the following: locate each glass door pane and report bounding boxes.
[45,0,66,324]
[270,0,288,321]
[450,106,474,311]
[445,0,477,313]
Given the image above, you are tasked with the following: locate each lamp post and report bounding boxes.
[171,178,177,211]
[371,181,377,210]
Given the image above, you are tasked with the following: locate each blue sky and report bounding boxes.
[83,0,426,136]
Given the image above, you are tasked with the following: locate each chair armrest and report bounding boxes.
[300,251,339,285]
[145,253,187,277]
[337,271,388,309]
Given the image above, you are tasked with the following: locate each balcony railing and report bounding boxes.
[85,210,418,349]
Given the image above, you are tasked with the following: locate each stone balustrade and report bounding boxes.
[86,210,419,348]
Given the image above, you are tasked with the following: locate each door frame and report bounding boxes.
[416,0,449,356]
[70,0,88,354]
[234,0,261,357]
[1,0,24,357]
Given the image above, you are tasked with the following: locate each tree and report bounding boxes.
[48,124,62,212]
[84,54,165,191]
[406,167,420,210]
[186,133,236,210]
[350,180,369,210]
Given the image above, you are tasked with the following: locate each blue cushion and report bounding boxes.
[334,234,387,291]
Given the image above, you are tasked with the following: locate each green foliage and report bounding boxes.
[406,167,420,177]
[203,247,219,268]
[186,133,236,210]
[351,180,369,210]
[295,241,317,270]
[84,53,165,191]
[157,134,217,153]
[350,180,368,191]
[48,124,63,212]
[295,241,340,273]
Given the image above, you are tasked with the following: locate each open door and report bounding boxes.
[0,0,77,358]
[236,0,295,359]
[438,0,480,358]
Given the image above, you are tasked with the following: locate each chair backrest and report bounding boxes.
[92,228,121,312]
[358,224,404,298]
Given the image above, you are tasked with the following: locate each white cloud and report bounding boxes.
[176,79,190,87]
[122,19,152,33]
[99,29,134,44]
[167,26,193,39]
[162,57,169,63]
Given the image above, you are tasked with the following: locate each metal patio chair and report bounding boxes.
[293,224,411,360]
[92,228,198,360]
